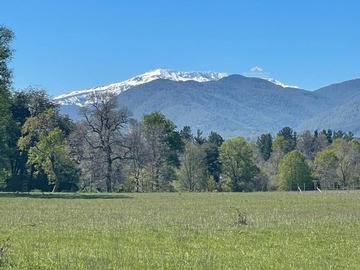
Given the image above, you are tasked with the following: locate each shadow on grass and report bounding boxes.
[0,192,133,200]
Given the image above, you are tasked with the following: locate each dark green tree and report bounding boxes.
[256,133,273,161]
[277,127,297,154]
[207,131,224,147]
[0,26,14,184]
[180,126,193,142]
[7,88,64,190]
[194,129,206,145]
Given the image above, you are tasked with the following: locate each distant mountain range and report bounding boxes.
[55,69,360,138]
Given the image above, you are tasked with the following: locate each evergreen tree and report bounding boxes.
[277,127,297,154]
[256,133,273,161]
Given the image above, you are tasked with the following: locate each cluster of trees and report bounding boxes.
[1,26,360,193]
[256,128,359,191]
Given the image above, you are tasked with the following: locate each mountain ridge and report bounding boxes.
[54,69,299,106]
[56,70,360,138]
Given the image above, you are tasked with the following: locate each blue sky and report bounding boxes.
[2,0,360,96]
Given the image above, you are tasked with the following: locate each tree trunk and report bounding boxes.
[52,179,60,193]
[105,155,113,192]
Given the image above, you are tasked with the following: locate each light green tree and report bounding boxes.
[330,138,360,187]
[17,108,74,191]
[179,142,206,191]
[27,128,78,192]
[219,136,259,191]
[314,149,339,189]
[276,150,312,190]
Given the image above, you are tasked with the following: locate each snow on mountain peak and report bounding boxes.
[263,78,300,89]
[54,69,228,105]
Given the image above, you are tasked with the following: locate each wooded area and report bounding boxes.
[1,26,359,193]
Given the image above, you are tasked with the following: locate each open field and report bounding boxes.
[0,192,360,269]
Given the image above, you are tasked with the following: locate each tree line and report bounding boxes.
[1,26,359,193]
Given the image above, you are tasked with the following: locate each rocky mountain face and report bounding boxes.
[56,70,360,138]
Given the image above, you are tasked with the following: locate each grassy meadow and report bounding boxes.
[0,191,360,269]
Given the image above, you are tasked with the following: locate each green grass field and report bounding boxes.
[0,191,360,269]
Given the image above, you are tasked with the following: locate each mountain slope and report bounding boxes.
[54,69,228,106]
[116,75,332,137]
[313,79,360,105]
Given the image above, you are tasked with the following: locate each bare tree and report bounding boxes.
[79,92,132,192]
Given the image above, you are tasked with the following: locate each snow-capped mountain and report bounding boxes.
[53,68,299,106]
[54,69,228,106]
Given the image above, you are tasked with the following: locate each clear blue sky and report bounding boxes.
[2,0,360,96]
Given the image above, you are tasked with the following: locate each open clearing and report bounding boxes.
[0,192,359,269]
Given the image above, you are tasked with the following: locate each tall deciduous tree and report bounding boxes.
[142,111,184,191]
[8,87,63,190]
[79,92,133,192]
[314,149,339,189]
[27,128,78,192]
[17,107,74,191]
[126,121,149,192]
[0,26,14,181]
[179,142,206,191]
[297,131,328,161]
[219,136,259,191]
[330,138,360,188]
[276,150,312,190]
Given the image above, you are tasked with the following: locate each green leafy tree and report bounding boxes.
[219,136,259,191]
[276,150,312,190]
[0,26,14,181]
[207,131,224,147]
[330,138,360,188]
[27,128,78,192]
[142,111,184,191]
[179,142,206,191]
[314,149,339,189]
[8,88,63,190]
[17,107,74,191]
